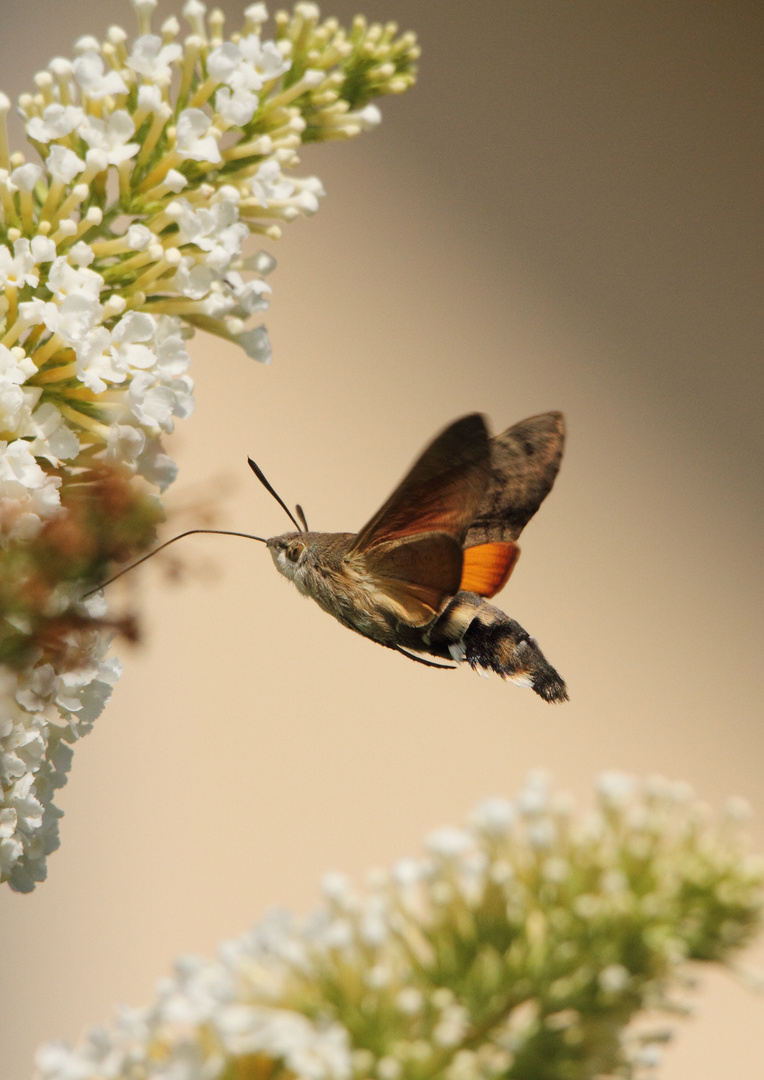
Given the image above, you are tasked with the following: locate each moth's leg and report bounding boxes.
[392,645,456,670]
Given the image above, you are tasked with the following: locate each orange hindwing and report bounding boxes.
[460,541,519,597]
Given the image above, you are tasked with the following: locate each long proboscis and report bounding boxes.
[85,458,304,598]
[82,528,267,598]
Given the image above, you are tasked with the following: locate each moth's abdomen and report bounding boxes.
[430,592,568,703]
[461,613,567,702]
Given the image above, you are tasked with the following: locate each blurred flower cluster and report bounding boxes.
[0,0,418,891]
[35,773,762,1080]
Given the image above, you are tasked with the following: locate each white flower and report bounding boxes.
[233,325,272,363]
[517,771,551,816]
[135,436,178,490]
[1,635,115,890]
[426,827,473,859]
[433,1004,469,1048]
[30,236,56,265]
[175,108,222,164]
[724,796,753,823]
[125,224,152,251]
[290,175,325,214]
[111,311,161,373]
[154,317,192,376]
[527,819,556,850]
[127,34,182,84]
[66,245,93,271]
[104,422,178,489]
[355,103,382,131]
[79,111,139,166]
[395,988,423,1015]
[75,327,123,393]
[163,169,188,194]
[0,711,46,781]
[244,2,268,25]
[15,665,57,713]
[224,271,271,316]
[0,809,24,875]
[24,404,80,465]
[360,911,388,947]
[166,196,248,268]
[74,35,101,55]
[1,0,416,895]
[377,1057,402,1080]
[243,250,277,275]
[598,964,631,993]
[471,797,516,835]
[392,858,424,888]
[47,257,103,302]
[4,773,44,835]
[83,147,109,176]
[72,51,129,99]
[251,159,294,206]
[25,104,86,144]
[598,771,636,809]
[173,258,215,300]
[239,34,291,82]
[16,651,122,734]
[0,346,37,436]
[103,313,193,432]
[57,657,123,732]
[195,291,236,319]
[215,86,258,127]
[208,42,260,90]
[105,422,146,468]
[0,440,62,541]
[47,57,73,81]
[0,239,40,289]
[128,371,193,431]
[43,294,105,346]
[10,163,43,192]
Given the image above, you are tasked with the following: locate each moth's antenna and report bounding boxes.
[82,528,267,598]
[247,457,305,532]
[295,503,309,531]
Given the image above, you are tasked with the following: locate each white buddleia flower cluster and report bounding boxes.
[0,0,419,890]
[34,775,763,1080]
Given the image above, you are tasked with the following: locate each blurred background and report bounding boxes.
[1,1,762,1076]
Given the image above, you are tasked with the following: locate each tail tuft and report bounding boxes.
[463,615,568,703]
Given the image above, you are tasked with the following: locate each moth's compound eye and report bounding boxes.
[286,544,302,563]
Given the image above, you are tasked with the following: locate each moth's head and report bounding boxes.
[266,532,308,582]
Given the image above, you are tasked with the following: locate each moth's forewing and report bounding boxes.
[362,534,464,625]
[351,414,491,552]
[465,412,565,547]
[347,414,492,625]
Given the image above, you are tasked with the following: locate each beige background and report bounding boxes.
[1,1,763,1076]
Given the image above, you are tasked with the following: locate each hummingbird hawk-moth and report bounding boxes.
[258,412,567,702]
[95,412,567,702]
